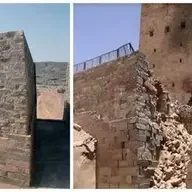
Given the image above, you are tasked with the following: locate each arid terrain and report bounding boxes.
[35,62,68,119]
[37,88,64,119]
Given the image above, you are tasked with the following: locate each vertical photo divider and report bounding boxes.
[70,2,74,190]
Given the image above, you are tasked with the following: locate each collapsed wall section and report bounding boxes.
[74,52,163,188]
[0,31,36,187]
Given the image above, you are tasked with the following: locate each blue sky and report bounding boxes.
[0,4,70,62]
[74,4,141,64]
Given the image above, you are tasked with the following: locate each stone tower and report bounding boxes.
[139,4,192,104]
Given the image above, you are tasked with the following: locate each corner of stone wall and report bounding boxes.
[0,31,35,188]
[127,55,165,188]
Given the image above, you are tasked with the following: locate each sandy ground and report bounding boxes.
[37,88,64,119]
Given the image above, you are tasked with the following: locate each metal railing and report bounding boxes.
[74,42,135,73]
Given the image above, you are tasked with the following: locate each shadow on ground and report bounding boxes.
[31,119,70,188]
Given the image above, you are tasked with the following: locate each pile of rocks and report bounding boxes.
[139,68,192,188]
[152,104,192,188]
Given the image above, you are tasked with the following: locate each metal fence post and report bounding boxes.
[99,56,102,65]
[74,43,134,74]
[83,62,86,70]
[117,48,119,58]
[129,43,134,52]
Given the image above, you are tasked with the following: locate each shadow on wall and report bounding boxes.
[30,102,70,188]
[63,101,70,126]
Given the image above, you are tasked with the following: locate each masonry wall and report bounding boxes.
[74,52,162,188]
[0,31,35,187]
[139,4,192,104]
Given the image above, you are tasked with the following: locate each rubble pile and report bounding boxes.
[143,73,192,188]
[151,98,192,188]
[152,119,192,188]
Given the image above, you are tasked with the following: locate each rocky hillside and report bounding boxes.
[35,62,69,88]
[35,62,69,119]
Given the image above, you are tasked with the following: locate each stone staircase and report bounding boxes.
[31,119,70,188]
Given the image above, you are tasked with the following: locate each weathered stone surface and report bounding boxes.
[0,31,35,136]
[0,31,36,188]
[140,4,192,104]
[73,124,97,189]
[74,52,164,188]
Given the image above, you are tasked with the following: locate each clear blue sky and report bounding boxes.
[0,4,70,62]
[74,4,141,64]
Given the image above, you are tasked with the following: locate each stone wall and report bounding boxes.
[74,52,164,188]
[0,31,35,187]
[0,31,34,136]
[139,4,192,104]
[0,135,31,187]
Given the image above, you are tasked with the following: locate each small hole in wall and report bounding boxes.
[139,167,142,175]
[121,142,125,148]
[149,30,154,37]
[154,48,156,52]
[150,180,154,188]
[153,64,155,68]
[180,58,182,63]
[146,136,150,142]
[181,21,186,29]
[165,26,170,34]
[172,82,175,87]
[188,96,192,106]
[180,42,182,47]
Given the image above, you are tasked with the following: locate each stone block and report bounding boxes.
[119,160,134,167]
[118,167,138,176]
[97,183,110,189]
[109,176,123,184]
[125,175,132,184]
[111,149,122,160]
[99,167,111,176]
